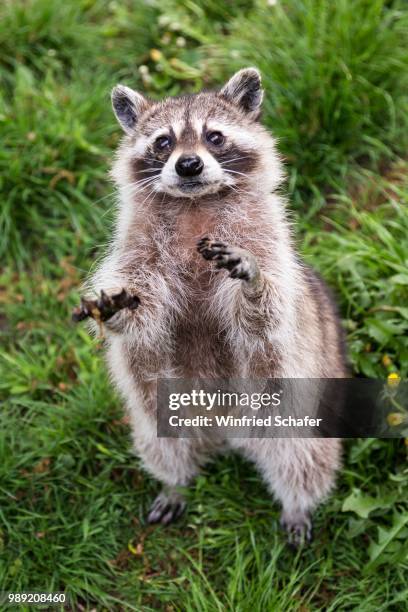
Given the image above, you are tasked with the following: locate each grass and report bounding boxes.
[0,0,407,609]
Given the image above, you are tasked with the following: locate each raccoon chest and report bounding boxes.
[172,206,220,266]
[165,209,240,376]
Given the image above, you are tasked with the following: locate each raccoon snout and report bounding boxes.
[175,155,204,177]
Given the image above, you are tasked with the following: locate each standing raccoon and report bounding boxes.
[80,68,346,545]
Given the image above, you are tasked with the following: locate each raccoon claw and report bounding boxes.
[197,237,230,261]
[280,513,313,548]
[197,237,259,283]
[72,289,140,323]
[147,491,186,525]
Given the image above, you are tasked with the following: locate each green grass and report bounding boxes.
[1,1,407,610]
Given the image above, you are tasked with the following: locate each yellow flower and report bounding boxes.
[382,354,392,368]
[150,49,163,62]
[387,412,404,427]
[387,372,400,388]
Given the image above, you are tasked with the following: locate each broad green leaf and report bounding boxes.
[342,488,392,519]
[366,512,408,569]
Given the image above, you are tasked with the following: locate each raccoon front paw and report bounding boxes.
[280,512,313,548]
[197,237,260,283]
[147,490,186,526]
[72,289,140,324]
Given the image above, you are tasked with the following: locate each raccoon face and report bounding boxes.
[111,68,270,200]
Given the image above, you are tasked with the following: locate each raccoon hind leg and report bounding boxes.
[239,438,341,547]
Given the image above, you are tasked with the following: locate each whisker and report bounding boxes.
[140,157,165,166]
[220,155,253,166]
[227,183,258,198]
[134,168,162,174]
[224,168,250,178]
[140,184,160,207]
[91,189,116,206]
[124,175,161,190]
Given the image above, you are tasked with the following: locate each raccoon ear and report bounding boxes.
[111,84,149,134]
[220,68,263,117]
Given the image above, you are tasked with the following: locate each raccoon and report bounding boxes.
[82,68,347,545]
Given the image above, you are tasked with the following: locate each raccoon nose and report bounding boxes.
[175,155,204,177]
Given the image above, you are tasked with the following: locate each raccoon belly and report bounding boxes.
[173,319,236,379]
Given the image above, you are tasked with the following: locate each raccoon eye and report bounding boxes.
[206,131,225,146]
[155,135,172,150]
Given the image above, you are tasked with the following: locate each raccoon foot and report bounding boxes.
[147,489,186,526]
[197,237,260,284]
[280,511,313,548]
[72,289,140,324]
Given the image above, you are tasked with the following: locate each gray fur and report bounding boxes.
[85,68,347,545]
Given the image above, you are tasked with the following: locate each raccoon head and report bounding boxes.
[111,68,282,201]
